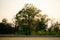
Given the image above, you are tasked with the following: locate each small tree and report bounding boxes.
[50,22,60,32]
[2,18,7,23]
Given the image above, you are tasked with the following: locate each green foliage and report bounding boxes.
[15,4,41,35]
[14,4,52,35]
[0,18,15,34]
[48,21,60,32]
[48,21,60,35]
[35,15,49,31]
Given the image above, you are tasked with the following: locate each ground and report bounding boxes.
[0,37,60,40]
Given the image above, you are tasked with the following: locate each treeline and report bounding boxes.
[0,18,15,34]
[0,4,60,35]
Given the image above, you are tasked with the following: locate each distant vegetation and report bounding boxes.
[0,4,60,36]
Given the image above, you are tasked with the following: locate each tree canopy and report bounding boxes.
[14,4,50,35]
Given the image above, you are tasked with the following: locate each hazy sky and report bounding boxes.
[0,0,60,23]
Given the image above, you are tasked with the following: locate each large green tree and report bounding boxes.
[15,4,41,35]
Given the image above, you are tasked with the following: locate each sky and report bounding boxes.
[0,0,60,23]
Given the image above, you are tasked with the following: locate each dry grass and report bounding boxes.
[0,37,60,40]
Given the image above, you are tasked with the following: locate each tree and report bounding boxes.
[2,18,7,23]
[35,14,50,32]
[0,18,15,34]
[15,4,41,35]
[49,21,60,32]
[48,21,60,35]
